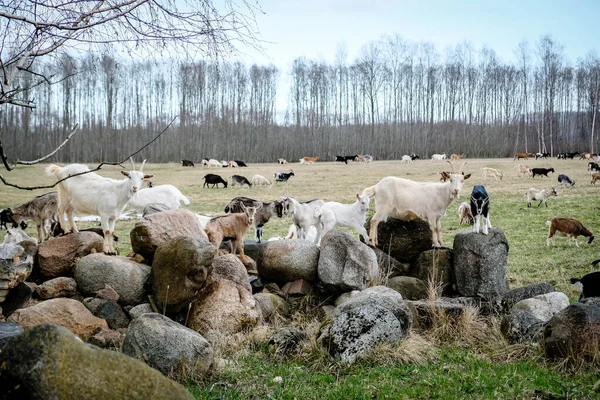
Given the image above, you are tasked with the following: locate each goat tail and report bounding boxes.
[181,194,191,205]
[45,164,62,178]
[570,278,581,284]
[361,185,377,199]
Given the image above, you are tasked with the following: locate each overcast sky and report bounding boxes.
[238,0,600,68]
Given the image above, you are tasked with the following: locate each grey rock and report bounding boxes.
[513,292,570,322]
[257,240,319,282]
[142,203,172,217]
[501,310,545,344]
[499,282,556,314]
[35,277,77,299]
[386,276,428,300]
[129,303,155,319]
[0,321,24,345]
[254,292,290,320]
[365,216,433,263]
[410,248,454,295]
[83,298,130,330]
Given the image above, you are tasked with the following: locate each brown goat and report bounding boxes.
[204,203,260,258]
[546,217,594,247]
[514,152,533,160]
[450,153,464,160]
[591,172,600,185]
[10,192,59,242]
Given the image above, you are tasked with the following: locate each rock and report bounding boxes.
[407,298,476,330]
[318,231,379,293]
[317,286,412,363]
[281,279,313,295]
[501,310,545,344]
[254,292,290,320]
[83,298,130,330]
[410,248,453,295]
[0,243,33,303]
[0,324,194,399]
[499,282,556,314]
[371,246,408,276]
[95,284,120,302]
[122,313,213,377]
[208,254,251,291]
[37,232,104,277]
[0,321,24,345]
[543,298,600,360]
[364,216,433,263]
[129,303,155,319]
[453,228,509,299]
[386,276,428,300]
[188,280,262,334]
[74,254,151,306]
[334,290,361,306]
[142,203,172,217]
[512,292,570,322]
[268,327,306,357]
[257,240,319,283]
[130,209,208,263]
[151,236,216,313]
[88,328,125,349]
[8,298,108,338]
[35,277,77,299]
[1,282,33,318]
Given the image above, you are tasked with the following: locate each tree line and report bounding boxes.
[2,34,599,163]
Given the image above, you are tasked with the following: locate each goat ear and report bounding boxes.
[356,193,360,200]
[440,171,450,179]
[143,174,153,179]
[121,171,130,177]
[463,173,472,180]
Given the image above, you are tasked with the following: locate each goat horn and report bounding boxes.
[130,157,135,171]
[459,161,467,173]
[446,160,456,173]
[140,159,147,172]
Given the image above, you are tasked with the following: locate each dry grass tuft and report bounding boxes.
[358,333,438,365]
[424,305,490,345]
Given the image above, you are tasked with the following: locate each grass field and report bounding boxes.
[2,157,600,398]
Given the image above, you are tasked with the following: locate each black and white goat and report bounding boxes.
[588,162,600,173]
[274,170,295,182]
[571,271,600,301]
[224,196,283,243]
[557,174,575,188]
[470,184,491,235]
[231,175,252,188]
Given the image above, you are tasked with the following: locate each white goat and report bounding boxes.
[361,161,470,247]
[526,187,558,208]
[207,159,222,168]
[2,228,37,245]
[126,184,190,212]
[431,153,447,161]
[281,197,324,243]
[314,194,371,245]
[46,159,152,255]
[457,201,474,225]
[515,164,531,177]
[251,174,272,186]
[481,167,503,181]
[401,155,412,164]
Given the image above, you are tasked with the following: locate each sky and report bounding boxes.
[238,0,600,68]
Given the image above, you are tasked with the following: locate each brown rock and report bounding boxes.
[35,277,77,299]
[130,209,208,263]
[95,284,120,302]
[208,254,251,291]
[8,298,108,338]
[88,328,125,348]
[37,232,104,277]
[281,279,313,295]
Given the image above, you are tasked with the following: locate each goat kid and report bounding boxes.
[46,159,152,255]
[557,174,575,188]
[546,217,594,247]
[252,174,272,186]
[431,153,447,161]
[481,167,503,181]
[457,202,474,225]
[470,185,491,235]
[313,194,371,245]
[526,187,558,208]
[9,192,59,242]
[205,203,259,258]
[224,196,283,242]
[281,197,325,243]
[127,184,190,212]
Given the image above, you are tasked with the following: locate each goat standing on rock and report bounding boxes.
[470,185,491,235]
[205,203,260,258]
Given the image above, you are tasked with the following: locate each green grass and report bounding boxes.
[2,157,600,398]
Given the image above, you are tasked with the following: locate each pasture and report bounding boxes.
[2,157,600,398]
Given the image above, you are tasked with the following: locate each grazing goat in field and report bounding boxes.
[299,156,319,164]
[411,153,420,161]
[234,160,248,167]
[592,172,600,185]
[207,159,222,168]
[127,184,190,212]
[224,196,283,243]
[481,167,503,181]
[252,174,272,186]
[588,162,600,173]
[335,156,346,163]
[514,152,533,160]
[450,153,464,161]
[200,159,209,166]
[546,217,594,247]
[281,197,325,243]
[515,164,531,177]
[231,175,252,188]
[181,159,195,167]
[313,194,371,245]
[557,174,575,188]
[535,152,550,159]
[228,161,239,168]
[205,203,259,258]
[220,160,229,168]
[2,228,37,245]
[277,158,288,164]
[457,202,474,225]
[46,159,152,255]
[580,152,598,160]
[531,167,555,178]
[361,160,471,247]
[364,154,374,163]
[564,152,579,159]
[470,185,491,235]
[571,269,600,301]
[274,170,295,182]
[401,155,412,164]
[431,153,447,161]
[203,174,228,188]
[526,187,558,208]
[9,192,59,242]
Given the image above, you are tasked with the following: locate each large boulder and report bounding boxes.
[365,216,433,263]
[257,240,319,283]
[512,292,570,322]
[74,254,151,306]
[453,228,509,298]
[37,232,104,277]
[208,254,251,292]
[35,277,77,300]
[543,298,600,360]
[386,276,428,300]
[7,298,107,338]
[0,324,194,399]
[151,237,216,313]
[318,231,379,293]
[130,209,208,263]
[317,286,412,363]
[410,248,454,295]
[501,309,546,344]
[122,313,213,376]
[499,282,556,314]
[371,246,408,276]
